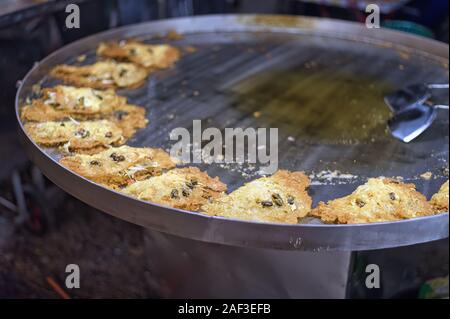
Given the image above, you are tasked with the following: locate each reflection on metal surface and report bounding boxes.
[144,230,352,298]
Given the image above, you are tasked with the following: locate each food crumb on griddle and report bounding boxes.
[183,46,197,53]
[166,29,183,41]
[309,170,359,185]
[420,172,433,180]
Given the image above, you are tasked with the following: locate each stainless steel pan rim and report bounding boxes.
[16,14,449,251]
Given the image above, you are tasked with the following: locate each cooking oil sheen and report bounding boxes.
[232,68,393,144]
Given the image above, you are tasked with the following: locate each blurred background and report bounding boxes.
[0,0,448,298]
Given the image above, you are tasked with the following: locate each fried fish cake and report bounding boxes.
[60,145,177,188]
[202,170,312,224]
[24,120,124,153]
[97,41,180,70]
[122,167,227,211]
[51,61,148,89]
[311,178,434,224]
[430,180,449,213]
[21,85,127,122]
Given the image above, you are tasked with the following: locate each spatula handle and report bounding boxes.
[427,84,449,89]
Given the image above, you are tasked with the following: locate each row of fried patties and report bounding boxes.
[53,40,181,90]
[22,40,181,154]
[58,145,448,224]
[21,40,448,224]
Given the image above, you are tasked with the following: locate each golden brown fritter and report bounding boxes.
[21,86,126,121]
[430,180,449,213]
[97,40,180,70]
[311,178,435,224]
[51,60,148,89]
[122,167,227,212]
[60,145,177,188]
[24,120,124,154]
[202,170,312,224]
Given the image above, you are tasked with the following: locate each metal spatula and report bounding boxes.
[388,104,437,143]
[384,83,448,113]
[385,83,448,143]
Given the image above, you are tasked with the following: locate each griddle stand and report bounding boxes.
[143,231,448,298]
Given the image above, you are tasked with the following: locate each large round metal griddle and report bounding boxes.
[16,15,449,251]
